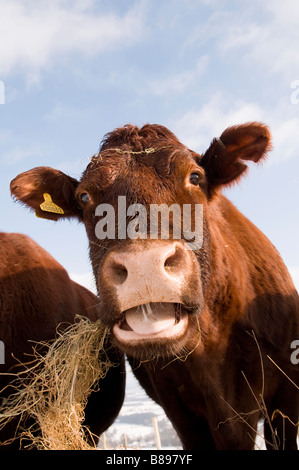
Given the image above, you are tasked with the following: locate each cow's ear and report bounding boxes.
[10,167,81,221]
[199,122,272,195]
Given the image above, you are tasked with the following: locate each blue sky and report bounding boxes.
[0,0,299,291]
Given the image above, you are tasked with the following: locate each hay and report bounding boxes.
[0,316,112,450]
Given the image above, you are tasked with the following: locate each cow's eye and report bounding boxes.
[189,173,201,186]
[80,192,90,205]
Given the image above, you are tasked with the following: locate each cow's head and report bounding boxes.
[10,123,271,359]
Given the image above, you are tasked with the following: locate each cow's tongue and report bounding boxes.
[124,302,177,336]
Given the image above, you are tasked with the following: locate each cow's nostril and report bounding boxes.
[111,262,128,284]
[164,245,184,272]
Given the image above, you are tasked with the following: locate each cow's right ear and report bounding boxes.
[199,122,272,197]
[10,167,81,221]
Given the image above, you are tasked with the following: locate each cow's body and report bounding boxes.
[10,123,299,449]
[128,195,299,449]
[0,232,125,449]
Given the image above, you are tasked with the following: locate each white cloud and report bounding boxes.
[43,101,87,121]
[224,1,299,79]
[186,0,299,80]
[1,144,43,166]
[0,0,145,77]
[147,56,209,96]
[270,119,299,166]
[169,94,264,152]
[169,94,299,167]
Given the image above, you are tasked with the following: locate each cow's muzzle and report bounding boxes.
[98,241,202,343]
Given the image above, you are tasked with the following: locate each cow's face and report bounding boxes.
[10,123,271,359]
[75,139,208,359]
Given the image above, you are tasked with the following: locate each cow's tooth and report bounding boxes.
[175,303,181,324]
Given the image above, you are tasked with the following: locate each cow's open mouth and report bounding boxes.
[112,302,189,342]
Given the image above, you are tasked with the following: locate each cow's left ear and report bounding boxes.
[10,167,81,221]
[199,122,272,195]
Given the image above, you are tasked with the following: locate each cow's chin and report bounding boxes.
[112,302,190,358]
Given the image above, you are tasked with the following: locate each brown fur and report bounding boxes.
[0,233,125,449]
[10,123,299,449]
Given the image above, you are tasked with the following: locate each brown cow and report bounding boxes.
[0,232,125,449]
[10,123,299,450]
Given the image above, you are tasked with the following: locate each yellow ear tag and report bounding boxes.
[40,193,64,214]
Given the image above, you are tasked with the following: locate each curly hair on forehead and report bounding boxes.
[99,123,183,153]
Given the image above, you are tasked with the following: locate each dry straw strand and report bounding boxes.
[0,316,113,450]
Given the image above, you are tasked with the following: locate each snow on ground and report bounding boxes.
[100,361,299,450]
[99,361,180,450]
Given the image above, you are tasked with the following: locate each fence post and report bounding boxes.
[152,417,162,450]
[0,340,4,364]
[102,432,107,450]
